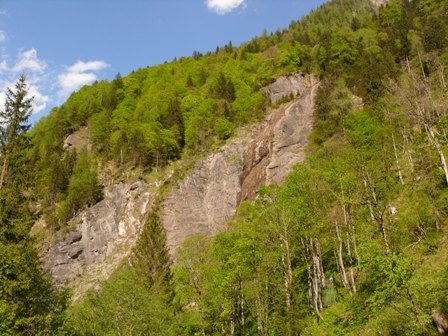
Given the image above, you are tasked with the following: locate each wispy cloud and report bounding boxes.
[58,60,109,99]
[205,0,246,15]
[0,59,7,72]
[0,50,110,116]
[0,49,50,114]
[0,16,111,118]
[0,31,6,42]
[28,84,51,113]
[12,49,46,73]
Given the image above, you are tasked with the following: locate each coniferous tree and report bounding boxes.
[0,74,33,190]
[0,75,67,335]
[133,203,173,292]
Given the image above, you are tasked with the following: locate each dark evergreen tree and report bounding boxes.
[211,72,236,102]
[0,74,33,190]
[132,203,173,293]
[164,97,185,148]
[0,75,67,335]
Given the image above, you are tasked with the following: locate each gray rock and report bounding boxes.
[43,73,318,298]
[261,72,309,104]
[163,73,318,255]
[65,231,82,244]
[163,140,246,252]
[63,126,92,152]
[44,181,153,297]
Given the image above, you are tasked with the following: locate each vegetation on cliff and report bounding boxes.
[1,0,448,334]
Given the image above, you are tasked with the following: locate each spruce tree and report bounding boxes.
[133,202,173,294]
[0,74,33,190]
[0,74,34,235]
[0,75,67,335]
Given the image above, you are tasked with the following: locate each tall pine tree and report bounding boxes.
[0,74,33,191]
[0,75,67,335]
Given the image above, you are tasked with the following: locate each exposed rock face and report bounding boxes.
[261,72,309,104]
[163,139,247,252]
[44,181,152,296]
[163,73,318,254]
[44,72,317,292]
[63,126,92,152]
[243,73,317,199]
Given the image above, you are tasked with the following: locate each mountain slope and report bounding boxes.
[163,73,318,253]
[41,72,317,298]
[2,0,448,334]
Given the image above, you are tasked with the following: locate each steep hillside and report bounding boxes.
[163,73,317,253]
[41,73,317,298]
[42,180,152,298]
[2,0,448,334]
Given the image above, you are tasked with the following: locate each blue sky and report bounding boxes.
[0,0,327,122]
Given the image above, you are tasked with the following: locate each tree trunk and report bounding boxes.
[335,221,350,291]
[0,155,7,189]
[404,53,448,185]
[392,133,405,185]
[363,172,391,252]
[341,192,358,293]
[345,232,357,294]
[279,218,294,333]
[362,176,375,222]
[255,289,268,336]
[423,120,448,185]
[239,280,245,334]
[400,126,415,173]
[303,237,325,319]
[230,313,235,336]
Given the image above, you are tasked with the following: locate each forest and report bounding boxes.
[1,0,448,334]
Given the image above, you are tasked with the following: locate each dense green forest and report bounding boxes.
[1,0,448,334]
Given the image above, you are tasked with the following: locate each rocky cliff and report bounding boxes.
[43,181,153,298]
[43,72,318,293]
[163,73,318,254]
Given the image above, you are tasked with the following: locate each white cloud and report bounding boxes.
[58,60,109,98]
[0,92,5,113]
[67,60,108,73]
[0,44,111,117]
[0,31,6,42]
[0,79,50,115]
[0,49,51,114]
[28,84,51,113]
[13,49,46,73]
[58,72,97,94]
[0,59,7,72]
[206,0,245,15]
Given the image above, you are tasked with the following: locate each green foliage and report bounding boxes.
[215,117,234,140]
[63,151,102,220]
[167,1,448,331]
[132,203,172,290]
[89,111,110,154]
[5,0,448,334]
[312,77,354,144]
[210,72,236,102]
[64,267,176,336]
[0,76,67,335]
[0,241,68,335]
